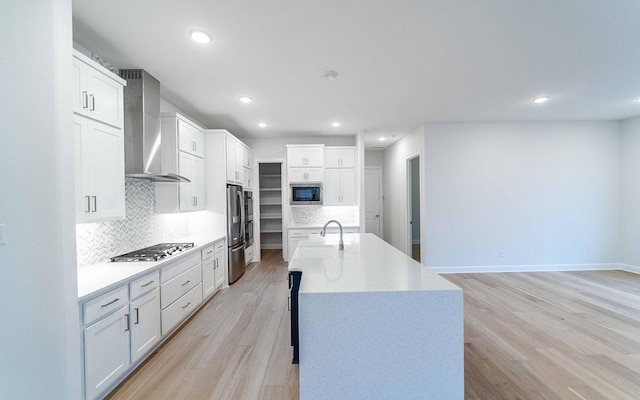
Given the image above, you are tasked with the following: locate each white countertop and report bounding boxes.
[288,233,460,294]
[287,223,359,229]
[77,234,225,301]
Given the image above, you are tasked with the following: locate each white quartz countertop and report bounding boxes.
[288,233,460,294]
[77,234,225,301]
[287,223,359,229]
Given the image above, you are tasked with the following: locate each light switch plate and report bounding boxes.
[0,224,5,245]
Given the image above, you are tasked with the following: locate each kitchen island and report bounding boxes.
[288,233,463,400]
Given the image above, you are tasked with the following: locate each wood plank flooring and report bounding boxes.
[107,250,299,400]
[107,252,640,400]
[444,271,640,400]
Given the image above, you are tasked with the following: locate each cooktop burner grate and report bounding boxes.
[110,242,195,262]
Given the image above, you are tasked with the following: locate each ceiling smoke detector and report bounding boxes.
[324,70,338,80]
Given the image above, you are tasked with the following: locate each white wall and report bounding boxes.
[422,121,621,270]
[365,150,384,167]
[382,126,425,254]
[0,1,81,398]
[621,116,640,268]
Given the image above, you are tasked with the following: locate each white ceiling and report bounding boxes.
[72,0,640,149]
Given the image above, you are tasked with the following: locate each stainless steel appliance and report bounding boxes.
[227,184,246,283]
[290,183,323,205]
[244,190,254,247]
[110,242,195,262]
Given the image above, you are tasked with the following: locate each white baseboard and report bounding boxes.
[619,263,640,274]
[430,263,621,274]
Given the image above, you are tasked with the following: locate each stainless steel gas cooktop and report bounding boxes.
[110,242,195,262]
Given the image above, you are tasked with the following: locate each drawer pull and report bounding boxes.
[181,280,191,286]
[100,298,120,308]
[182,302,191,309]
[206,250,213,255]
[134,308,139,324]
[141,280,155,288]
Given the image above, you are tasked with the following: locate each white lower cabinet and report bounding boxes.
[161,283,203,335]
[130,288,161,364]
[83,306,130,400]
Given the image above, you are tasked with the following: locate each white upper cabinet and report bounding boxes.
[325,147,356,168]
[156,113,206,212]
[324,169,356,206]
[225,133,251,186]
[287,145,325,168]
[74,114,126,223]
[73,50,125,129]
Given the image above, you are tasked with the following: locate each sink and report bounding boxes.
[294,245,341,259]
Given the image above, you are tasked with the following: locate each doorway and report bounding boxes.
[258,162,283,259]
[407,156,420,262]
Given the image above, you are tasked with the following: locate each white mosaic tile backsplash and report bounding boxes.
[289,206,358,226]
[76,178,189,267]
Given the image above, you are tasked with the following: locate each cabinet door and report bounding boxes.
[306,168,324,182]
[202,258,215,298]
[324,169,341,206]
[214,251,226,289]
[84,307,130,400]
[325,148,341,168]
[73,58,88,115]
[192,129,205,158]
[193,156,205,210]
[339,148,356,168]
[287,148,307,168]
[235,142,245,181]
[288,168,306,183]
[177,119,194,154]
[243,167,252,189]
[244,148,253,169]
[86,66,123,128]
[76,115,125,223]
[226,135,237,182]
[340,169,357,205]
[305,147,324,167]
[130,288,161,364]
[178,152,195,212]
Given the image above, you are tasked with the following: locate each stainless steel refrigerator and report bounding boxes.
[227,184,246,284]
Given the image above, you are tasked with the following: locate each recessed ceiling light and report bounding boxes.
[379,137,386,141]
[331,122,341,127]
[238,96,253,104]
[532,96,550,104]
[189,29,212,44]
[258,122,267,128]
[635,98,640,103]
[324,70,338,80]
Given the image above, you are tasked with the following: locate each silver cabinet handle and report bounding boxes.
[82,91,89,109]
[182,302,191,309]
[89,94,95,111]
[100,298,120,308]
[214,259,217,268]
[134,308,139,324]
[181,280,191,286]
[141,280,154,288]
[124,313,130,332]
[91,196,97,212]
[288,296,291,311]
[85,195,91,212]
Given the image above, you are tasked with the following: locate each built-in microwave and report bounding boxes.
[290,183,323,205]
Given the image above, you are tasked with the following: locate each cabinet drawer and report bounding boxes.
[130,270,160,300]
[214,239,225,254]
[201,244,215,260]
[161,283,203,335]
[161,264,201,309]
[83,285,129,325]
[161,252,201,283]
[289,229,309,238]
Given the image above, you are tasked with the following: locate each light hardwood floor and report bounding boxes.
[444,271,640,400]
[107,249,299,400]
[108,252,640,400]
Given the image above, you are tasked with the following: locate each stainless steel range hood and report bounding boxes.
[119,69,189,183]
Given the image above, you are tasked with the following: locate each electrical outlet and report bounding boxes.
[498,250,504,258]
[0,224,5,245]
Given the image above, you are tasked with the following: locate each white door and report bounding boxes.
[365,168,382,237]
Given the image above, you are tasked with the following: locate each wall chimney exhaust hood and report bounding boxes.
[119,69,190,183]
